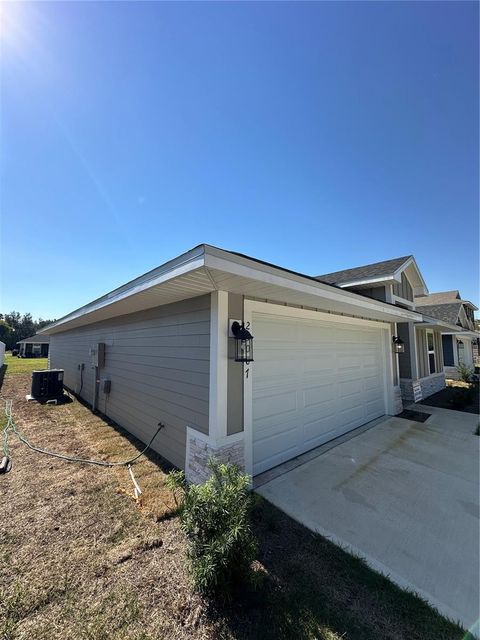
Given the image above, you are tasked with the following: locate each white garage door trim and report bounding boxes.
[243,301,395,477]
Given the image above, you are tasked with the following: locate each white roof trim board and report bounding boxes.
[40,245,427,335]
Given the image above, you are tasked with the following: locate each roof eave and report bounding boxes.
[40,245,423,335]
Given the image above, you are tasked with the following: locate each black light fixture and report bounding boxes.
[231,321,254,363]
[392,336,405,354]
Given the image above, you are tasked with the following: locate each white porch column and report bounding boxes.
[208,290,229,440]
[408,323,419,380]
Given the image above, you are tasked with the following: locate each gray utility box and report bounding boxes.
[31,369,64,400]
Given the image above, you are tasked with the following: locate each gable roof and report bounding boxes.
[413,303,462,326]
[415,291,460,306]
[316,256,412,286]
[17,334,50,344]
[415,291,478,312]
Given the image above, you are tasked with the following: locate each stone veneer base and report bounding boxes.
[393,385,404,415]
[400,373,446,404]
[185,428,245,484]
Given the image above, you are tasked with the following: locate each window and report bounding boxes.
[427,331,436,374]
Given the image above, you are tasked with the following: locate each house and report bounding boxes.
[17,335,50,358]
[414,291,478,379]
[39,245,460,482]
[316,256,460,403]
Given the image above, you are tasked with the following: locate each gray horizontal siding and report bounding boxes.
[49,295,210,469]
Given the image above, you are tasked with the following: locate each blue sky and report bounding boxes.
[1,1,478,319]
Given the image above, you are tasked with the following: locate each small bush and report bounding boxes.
[456,363,474,383]
[167,459,257,597]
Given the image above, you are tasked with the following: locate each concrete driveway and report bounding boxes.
[257,405,479,631]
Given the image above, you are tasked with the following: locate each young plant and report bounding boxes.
[456,363,474,383]
[166,459,257,597]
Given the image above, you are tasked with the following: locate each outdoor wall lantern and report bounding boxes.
[231,321,254,363]
[392,336,405,354]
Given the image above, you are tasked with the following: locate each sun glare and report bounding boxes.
[0,1,33,53]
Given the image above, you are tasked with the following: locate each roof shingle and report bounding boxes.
[316,256,412,286]
[416,303,461,326]
[415,291,460,306]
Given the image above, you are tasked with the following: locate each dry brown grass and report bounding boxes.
[0,374,224,640]
[0,374,468,640]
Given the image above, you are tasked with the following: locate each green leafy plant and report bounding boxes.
[456,363,474,383]
[166,459,257,597]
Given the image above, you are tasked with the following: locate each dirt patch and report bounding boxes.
[419,382,479,414]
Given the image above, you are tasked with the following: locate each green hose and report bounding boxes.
[2,399,164,472]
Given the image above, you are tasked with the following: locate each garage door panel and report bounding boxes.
[339,392,366,412]
[338,378,364,397]
[337,405,366,429]
[303,384,336,408]
[252,312,387,475]
[303,355,336,375]
[366,398,384,418]
[303,420,337,448]
[301,323,336,344]
[253,390,297,421]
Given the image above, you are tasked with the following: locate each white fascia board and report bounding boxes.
[443,330,479,338]
[337,275,397,288]
[203,248,422,323]
[39,246,207,334]
[395,257,428,295]
[416,316,462,332]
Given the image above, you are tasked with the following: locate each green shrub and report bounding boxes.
[456,363,474,383]
[167,459,257,597]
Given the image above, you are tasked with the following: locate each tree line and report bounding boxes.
[0,312,57,350]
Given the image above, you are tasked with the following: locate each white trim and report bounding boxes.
[204,251,422,323]
[338,275,397,288]
[42,245,424,335]
[391,294,415,310]
[208,291,229,440]
[243,300,393,477]
[394,256,428,296]
[426,329,436,375]
[40,249,206,334]
[417,371,445,382]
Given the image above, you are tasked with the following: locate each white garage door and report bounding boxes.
[252,312,387,475]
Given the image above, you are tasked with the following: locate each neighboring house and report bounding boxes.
[38,245,458,482]
[17,335,50,358]
[414,291,479,378]
[316,256,460,403]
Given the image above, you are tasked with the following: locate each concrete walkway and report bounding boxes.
[257,406,479,631]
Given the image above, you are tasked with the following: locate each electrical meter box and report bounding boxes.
[91,343,106,368]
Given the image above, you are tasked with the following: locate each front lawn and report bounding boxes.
[3,352,49,375]
[0,372,470,640]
